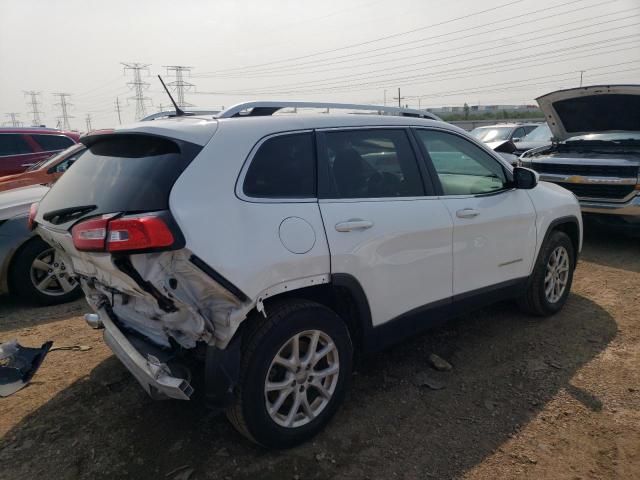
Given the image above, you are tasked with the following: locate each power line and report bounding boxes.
[164,66,194,108]
[200,0,610,78]
[122,62,151,120]
[4,113,22,127]
[198,0,527,75]
[221,5,637,80]
[23,90,43,126]
[52,93,73,130]
[227,20,640,94]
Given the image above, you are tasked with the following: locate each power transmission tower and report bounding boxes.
[115,97,123,124]
[122,62,151,120]
[4,113,22,127]
[393,88,405,108]
[24,91,43,126]
[85,113,93,132]
[164,65,194,108]
[53,93,74,130]
[579,70,586,87]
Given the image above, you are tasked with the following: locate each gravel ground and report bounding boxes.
[0,225,638,480]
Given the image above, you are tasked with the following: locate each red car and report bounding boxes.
[0,128,80,177]
[0,143,86,192]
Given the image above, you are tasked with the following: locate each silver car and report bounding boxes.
[0,185,82,304]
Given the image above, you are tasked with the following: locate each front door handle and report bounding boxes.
[456,208,480,219]
[335,219,374,232]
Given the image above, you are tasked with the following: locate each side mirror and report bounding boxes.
[513,167,538,189]
[513,137,521,143]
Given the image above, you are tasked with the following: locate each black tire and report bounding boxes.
[9,237,83,306]
[518,230,575,316]
[226,299,353,448]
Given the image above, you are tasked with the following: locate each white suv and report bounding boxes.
[32,102,582,448]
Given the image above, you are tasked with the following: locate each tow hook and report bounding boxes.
[84,313,104,329]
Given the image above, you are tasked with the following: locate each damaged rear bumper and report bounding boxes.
[96,308,194,401]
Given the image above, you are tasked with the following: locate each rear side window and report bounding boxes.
[33,134,74,151]
[321,129,424,198]
[243,132,316,198]
[0,134,31,156]
[38,134,201,225]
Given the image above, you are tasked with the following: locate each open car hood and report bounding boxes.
[535,85,640,141]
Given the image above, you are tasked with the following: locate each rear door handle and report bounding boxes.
[456,208,480,219]
[21,163,36,167]
[335,219,374,232]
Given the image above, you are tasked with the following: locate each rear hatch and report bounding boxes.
[34,128,246,349]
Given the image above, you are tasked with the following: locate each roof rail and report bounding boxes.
[216,101,441,120]
[141,109,220,121]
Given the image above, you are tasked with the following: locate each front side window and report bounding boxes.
[322,129,424,198]
[0,134,31,156]
[32,134,74,151]
[416,129,507,196]
[243,132,316,198]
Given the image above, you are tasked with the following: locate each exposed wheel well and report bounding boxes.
[549,219,580,258]
[250,282,368,357]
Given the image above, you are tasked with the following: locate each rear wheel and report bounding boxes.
[226,300,353,448]
[518,230,575,316]
[9,237,82,306]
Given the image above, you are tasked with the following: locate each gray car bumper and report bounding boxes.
[580,194,640,217]
[96,308,194,400]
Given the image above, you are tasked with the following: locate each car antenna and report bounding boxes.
[157,75,185,117]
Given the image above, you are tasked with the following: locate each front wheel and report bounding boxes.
[518,230,575,316]
[226,300,353,448]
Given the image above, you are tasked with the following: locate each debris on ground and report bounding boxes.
[414,372,446,390]
[49,345,92,352]
[0,339,52,397]
[429,353,453,371]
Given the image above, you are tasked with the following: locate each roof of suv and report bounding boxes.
[0,127,78,136]
[101,113,461,147]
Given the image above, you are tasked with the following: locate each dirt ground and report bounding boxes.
[0,225,638,480]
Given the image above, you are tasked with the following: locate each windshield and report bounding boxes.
[470,127,512,142]
[37,134,201,226]
[521,124,552,142]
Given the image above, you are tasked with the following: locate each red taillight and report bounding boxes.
[27,202,39,230]
[106,216,174,252]
[72,217,108,251]
[72,214,174,253]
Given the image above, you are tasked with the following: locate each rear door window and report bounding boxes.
[37,134,201,225]
[243,132,316,198]
[33,134,74,151]
[320,129,424,198]
[0,134,32,156]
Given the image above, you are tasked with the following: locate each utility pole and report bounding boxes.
[4,113,22,127]
[158,103,165,112]
[24,91,43,126]
[122,62,151,120]
[164,65,194,108]
[85,113,93,132]
[579,70,586,87]
[383,89,387,106]
[393,88,405,108]
[115,97,123,124]
[52,93,73,130]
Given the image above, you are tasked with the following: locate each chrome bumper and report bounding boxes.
[96,308,193,400]
[580,194,640,217]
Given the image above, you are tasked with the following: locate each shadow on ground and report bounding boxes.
[0,291,616,480]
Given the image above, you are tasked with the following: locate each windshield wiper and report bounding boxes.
[42,204,97,223]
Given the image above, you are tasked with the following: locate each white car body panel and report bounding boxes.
[439,189,537,295]
[319,197,453,326]
[0,185,49,221]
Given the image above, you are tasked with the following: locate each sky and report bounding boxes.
[1,0,639,130]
